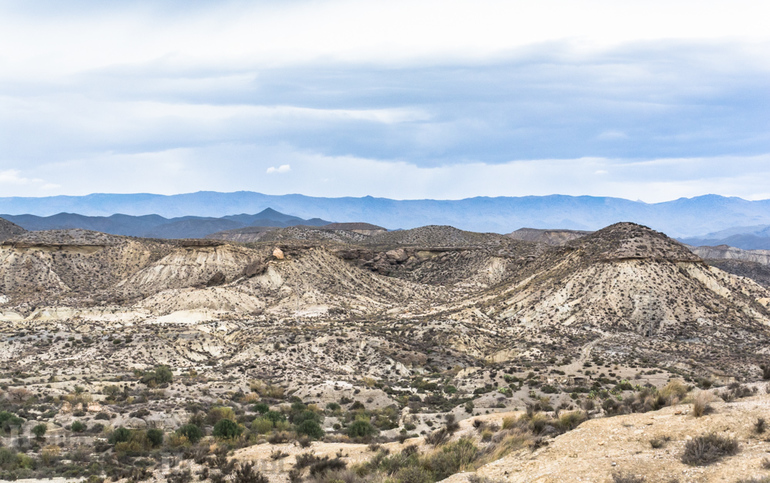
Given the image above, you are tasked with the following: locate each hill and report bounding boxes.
[1,221,769,481]
[0,216,26,241]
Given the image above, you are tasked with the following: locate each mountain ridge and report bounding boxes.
[0,208,332,239]
[3,191,770,237]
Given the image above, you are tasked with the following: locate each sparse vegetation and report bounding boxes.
[681,433,740,466]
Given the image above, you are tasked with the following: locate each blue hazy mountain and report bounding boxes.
[0,207,330,239]
[680,225,770,250]
[2,192,770,238]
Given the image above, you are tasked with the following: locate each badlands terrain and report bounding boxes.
[1,216,770,482]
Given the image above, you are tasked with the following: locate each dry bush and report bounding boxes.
[681,433,739,466]
[659,380,689,404]
[755,418,766,435]
[691,392,713,418]
[612,472,645,483]
[501,416,516,430]
[649,435,671,449]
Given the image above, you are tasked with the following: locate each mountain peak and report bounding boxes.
[572,222,701,262]
[0,216,27,242]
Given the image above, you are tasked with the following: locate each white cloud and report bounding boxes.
[266,164,291,174]
[1,0,769,79]
[0,169,43,185]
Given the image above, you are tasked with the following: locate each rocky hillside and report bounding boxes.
[0,216,26,241]
[1,221,770,482]
[507,227,591,245]
[1,222,768,381]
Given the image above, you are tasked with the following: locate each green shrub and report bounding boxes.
[207,406,236,425]
[347,420,376,438]
[213,419,242,440]
[253,402,269,414]
[427,438,477,480]
[109,427,131,444]
[147,428,164,448]
[325,402,341,412]
[176,424,203,444]
[140,365,173,386]
[296,420,324,440]
[264,410,286,424]
[32,423,47,439]
[251,418,273,434]
[292,410,320,425]
[71,421,87,433]
[0,411,23,433]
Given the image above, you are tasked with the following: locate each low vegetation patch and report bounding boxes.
[681,433,739,466]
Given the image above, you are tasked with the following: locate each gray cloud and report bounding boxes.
[0,2,769,201]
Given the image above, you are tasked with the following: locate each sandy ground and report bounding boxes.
[446,394,770,483]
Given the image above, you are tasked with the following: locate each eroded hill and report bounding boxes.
[1,221,770,481]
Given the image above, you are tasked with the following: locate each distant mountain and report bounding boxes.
[0,208,332,239]
[3,192,770,237]
[680,224,770,250]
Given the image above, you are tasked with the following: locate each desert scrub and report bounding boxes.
[681,433,739,465]
[611,472,645,483]
[690,391,713,418]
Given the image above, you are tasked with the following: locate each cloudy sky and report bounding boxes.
[1,0,769,202]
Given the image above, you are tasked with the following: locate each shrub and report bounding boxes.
[308,457,346,477]
[649,435,670,449]
[659,380,688,403]
[71,420,87,432]
[176,424,203,444]
[264,410,286,424]
[0,411,24,433]
[32,423,47,439]
[251,418,273,434]
[756,418,766,434]
[761,364,770,380]
[213,419,242,440]
[681,433,739,465]
[109,427,131,444]
[427,438,477,480]
[612,472,645,483]
[233,462,268,483]
[141,365,173,386]
[296,420,324,440]
[325,402,341,412]
[147,428,164,448]
[295,452,321,469]
[253,403,269,414]
[207,406,236,425]
[347,420,376,439]
[425,428,449,446]
[292,410,320,426]
[691,392,712,418]
[556,411,587,432]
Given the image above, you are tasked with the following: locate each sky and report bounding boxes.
[0,0,769,202]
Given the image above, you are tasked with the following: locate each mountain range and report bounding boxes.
[0,208,330,239]
[3,191,770,238]
[680,224,770,250]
